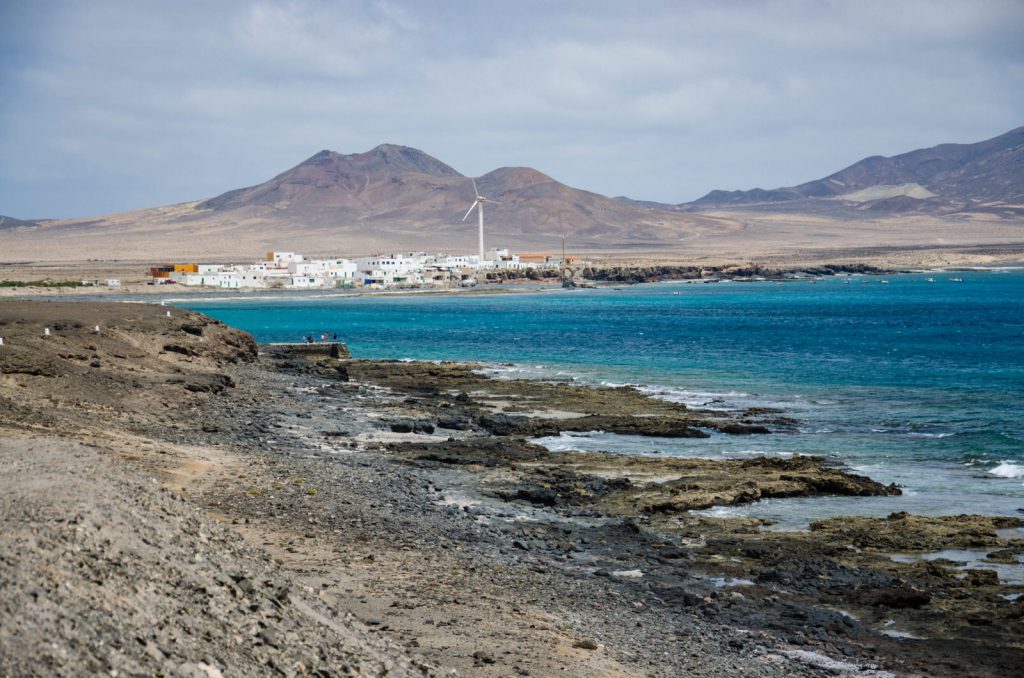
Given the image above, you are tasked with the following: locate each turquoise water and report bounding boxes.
[180,270,1024,526]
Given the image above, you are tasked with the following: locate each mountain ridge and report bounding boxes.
[675,125,1024,214]
[0,143,730,260]
[176,144,727,251]
[0,215,41,231]
[3,128,1023,262]
[197,144,463,212]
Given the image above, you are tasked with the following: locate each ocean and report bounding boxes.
[180,269,1024,528]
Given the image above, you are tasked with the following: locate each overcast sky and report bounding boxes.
[2,0,1022,219]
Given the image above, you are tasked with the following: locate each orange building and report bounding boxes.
[149,263,198,278]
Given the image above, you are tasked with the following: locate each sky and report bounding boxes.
[1,0,1023,219]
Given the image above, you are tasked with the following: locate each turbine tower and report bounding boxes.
[461,177,500,262]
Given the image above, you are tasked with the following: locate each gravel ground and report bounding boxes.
[172,354,896,678]
[0,435,435,677]
[3,300,1020,677]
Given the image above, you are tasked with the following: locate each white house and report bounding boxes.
[268,251,303,265]
[324,259,358,285]
[428,254,475,270]
[355,253,426,285]
[289,260,329,276]
[289,276,326,288]
[226,269,268,288]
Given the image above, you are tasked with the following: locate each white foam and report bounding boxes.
[533,431,798,460]
[436,491,480,509]
[879,629,923,640]
[634,384,752,411]
[781,649,897,677]
[730,449,794,458]
[693,505,745,519]
[476,363,579,384]
[989,462,1024,479]
[598,381,633,388]
[711,577,754,588]
[534,431,611,453]
[611,569,644,578]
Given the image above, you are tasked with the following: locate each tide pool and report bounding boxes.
[181,270,1024,526]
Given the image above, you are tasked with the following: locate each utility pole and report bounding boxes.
[561,233,570,286]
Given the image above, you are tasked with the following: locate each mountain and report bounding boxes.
[197,145,462,212]
[0,215,40,230]
[676,126,1024,215]
[181,144,728,249]
[5,133,1023,264]
[1,145,729,261]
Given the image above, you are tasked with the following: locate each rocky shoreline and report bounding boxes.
[2,301,1022,676]
[0,260,920,299]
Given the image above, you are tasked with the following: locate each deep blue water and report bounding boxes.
[180,270,1024,526]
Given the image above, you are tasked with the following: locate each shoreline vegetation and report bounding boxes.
[2,300,1023,676]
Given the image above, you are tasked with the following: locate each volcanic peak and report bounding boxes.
[302,144,462,178]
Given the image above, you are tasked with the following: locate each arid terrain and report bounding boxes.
[2,127,1022,265]
[2,300,1022,676]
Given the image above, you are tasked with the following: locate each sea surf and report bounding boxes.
[181,270,1024,527]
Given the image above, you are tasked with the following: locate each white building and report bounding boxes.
[284,258,357,287]
[355,253,427,285]
[268,251,304,265]
[175,269,265,288]
[154,247,565,291]
[289,260,329,276]
[324,259,358,285]
[247,261,291,281]
[428,254,479,270]
[289,276,326,288]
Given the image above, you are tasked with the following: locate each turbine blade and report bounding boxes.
[485,199,503,205]
[462,203,478,221]
[471,177,479,197]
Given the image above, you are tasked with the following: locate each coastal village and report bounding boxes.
[6,3,1024,675]
[150,248,582,289]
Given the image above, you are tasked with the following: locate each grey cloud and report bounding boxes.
[1,0,1022,218]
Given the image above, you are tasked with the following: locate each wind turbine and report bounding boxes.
[461,177,501,262]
